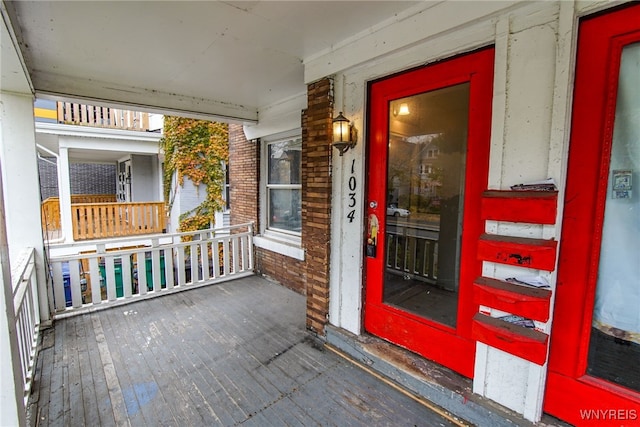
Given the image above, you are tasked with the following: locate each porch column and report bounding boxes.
[0,92,50,322]
[57,146,73,242]
[0,92,34,425]
[302,78,333,335]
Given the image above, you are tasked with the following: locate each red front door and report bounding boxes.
[545,3,640,425]
[364,48,494,377]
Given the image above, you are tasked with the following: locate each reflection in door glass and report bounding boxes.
[587,42,640,392]
[384,84,469,328]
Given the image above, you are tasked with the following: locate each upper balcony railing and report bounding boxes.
[34,99,152,132]
[72,201,166,240]
[41,195,166,241]
[58,102,150,131]
[41,194,117,232]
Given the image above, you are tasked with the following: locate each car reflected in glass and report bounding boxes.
[386,204,410,217]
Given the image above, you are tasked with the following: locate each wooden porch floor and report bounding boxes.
[27,275,456,426]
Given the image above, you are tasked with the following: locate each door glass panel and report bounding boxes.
[587,42,640,392]
[384,83,469,328]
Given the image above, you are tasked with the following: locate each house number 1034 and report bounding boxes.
[347,159,356,223]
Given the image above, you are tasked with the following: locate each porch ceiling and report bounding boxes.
[4,1,422,123]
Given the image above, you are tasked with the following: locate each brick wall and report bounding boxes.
[229,124,260,227]
[254,250,305,294]
[302,78,333,335]
[228,77,333,335]
[228,124,306,295]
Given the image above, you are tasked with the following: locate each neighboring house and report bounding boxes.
[2,2,639,427]
[165,161,230,234]
[35,101,231,240]
[38,156,117,200]
[34,99,165,241]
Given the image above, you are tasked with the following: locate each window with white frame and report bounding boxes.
[265,135,302,235]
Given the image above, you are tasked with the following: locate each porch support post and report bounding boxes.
[0,92,34,426]
[302,78,333,335]
[57,146,74,242]
[0,93,50,322]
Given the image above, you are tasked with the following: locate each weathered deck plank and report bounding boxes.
[84,315,116,427]
[66,320,85,427]
[28,275,457,426]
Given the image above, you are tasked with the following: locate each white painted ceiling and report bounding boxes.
[5,0,423,122]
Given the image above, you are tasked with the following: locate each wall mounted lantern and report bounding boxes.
[332,111,356,156]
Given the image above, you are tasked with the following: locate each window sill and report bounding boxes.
[254,233,304,261]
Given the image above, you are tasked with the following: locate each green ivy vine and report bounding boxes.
[160,116,228,232]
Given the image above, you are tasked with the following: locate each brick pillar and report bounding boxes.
[229,80,334,335]
[302,78,333,335]
[228,124,259,226]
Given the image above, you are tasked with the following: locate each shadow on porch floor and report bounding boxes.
[27,275,459,426]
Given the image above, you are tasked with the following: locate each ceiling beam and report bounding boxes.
[33,72,258,125]
[304,1,519,83]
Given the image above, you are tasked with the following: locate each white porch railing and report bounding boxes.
[386,226,439,282]
[46,223,254,317]
[12,247,40,403]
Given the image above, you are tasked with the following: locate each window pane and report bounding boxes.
[269,139,301,185]
[269,188,301,232]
